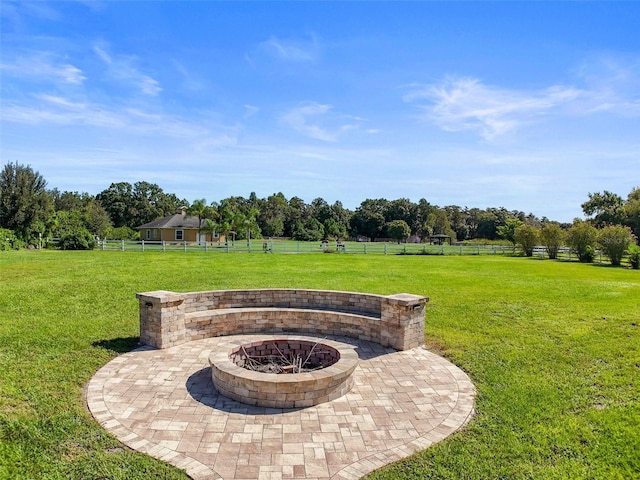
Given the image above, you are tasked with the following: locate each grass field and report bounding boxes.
[1,251,639,479]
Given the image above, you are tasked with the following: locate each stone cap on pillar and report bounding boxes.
[136,290,184,304]
[385,293,429,306]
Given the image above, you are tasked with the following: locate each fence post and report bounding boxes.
[121,240,125,252]
[102,238,105,251]
[142,240,145,252]
[460,245,463,255]
[184,241,187,253]
[162,241,166,252]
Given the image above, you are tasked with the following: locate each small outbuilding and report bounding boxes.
[429,234,452,245]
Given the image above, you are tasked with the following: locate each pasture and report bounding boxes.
[0,251,638,479]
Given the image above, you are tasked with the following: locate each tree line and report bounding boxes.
[1,161,638,265]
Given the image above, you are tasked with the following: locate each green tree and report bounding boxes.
[96,182,134,228]
[292,217,324,241]
[385,199,417,228]
[0,162,53,242]
[50,189,93,212]
[627,244,640,269]
[201,218,220,243]
[97,181,186,229]
[444,205,469,241]
[477,207,510,240]
[284,196,310,237]
[0,228,24,250]
[497,218,524,246]
[132,181,185,227]
[387,220,411,243]
[51,210,96,250]
[83,201,112,238]
[323,218,347,241]
[598,225,634,266]
[566,221,598,263]
[430,209,456,240]
[240,207,261,242]
[350,208,385,241]
[582,190,626,228]
[414,198,437,240]
[258,193,288,237]
[540,223,565,260]
[188,198,209,243]
[514,224,540,257]
[325,201,351,240]
[624,187,640,241]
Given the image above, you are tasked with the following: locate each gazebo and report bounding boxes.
[429,234,452,245]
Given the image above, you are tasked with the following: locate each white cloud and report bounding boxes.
[574,54,640,116]
[404,77,582,140]
[171,59,205,91]
[3,94,228,140]
[0,51,86,85]
[243,104,260,119]
[256,34,320,62]
[281,102,359,142]
[93,43,162,96]
[405,59,640,141]
[0,0,61,23]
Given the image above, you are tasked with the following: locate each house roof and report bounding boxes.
[137,213,204,230]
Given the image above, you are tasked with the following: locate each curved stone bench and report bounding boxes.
[137,288,429,351]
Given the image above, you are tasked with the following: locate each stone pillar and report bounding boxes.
[380,293,428,350]
[137,290,186,349]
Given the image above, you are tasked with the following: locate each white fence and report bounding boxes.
[93,239,584,259]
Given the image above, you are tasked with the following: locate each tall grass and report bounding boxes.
[1,251,638,479]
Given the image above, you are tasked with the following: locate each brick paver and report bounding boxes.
[87,334,475,480]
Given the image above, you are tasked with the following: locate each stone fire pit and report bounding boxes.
[209,335,358,408]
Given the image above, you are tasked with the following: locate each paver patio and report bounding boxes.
[86,334,475,480]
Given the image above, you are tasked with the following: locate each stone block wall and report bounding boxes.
[137,289,428,351]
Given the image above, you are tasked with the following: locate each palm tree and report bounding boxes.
[187,199,208,244]
[243,207,260,247]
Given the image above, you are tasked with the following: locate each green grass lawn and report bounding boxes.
[1,251,638,479]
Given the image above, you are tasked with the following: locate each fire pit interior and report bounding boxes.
[230,339,339,374]
[209,335,359,409]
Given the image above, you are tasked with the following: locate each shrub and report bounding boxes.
[514,225,540,257]
[0,228,24,250]
[598,225,634,266]
[540,223,565,259]
[59,228,96,250]
[105,226,139,240]
[628,244,640,269]
[566,221,598,263]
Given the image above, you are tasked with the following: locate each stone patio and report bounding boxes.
[86,334,475,480]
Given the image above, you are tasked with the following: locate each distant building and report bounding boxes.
[137,208,224,244]
[429,234,452,245]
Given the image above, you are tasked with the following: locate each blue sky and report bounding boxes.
[1,1,639,222]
